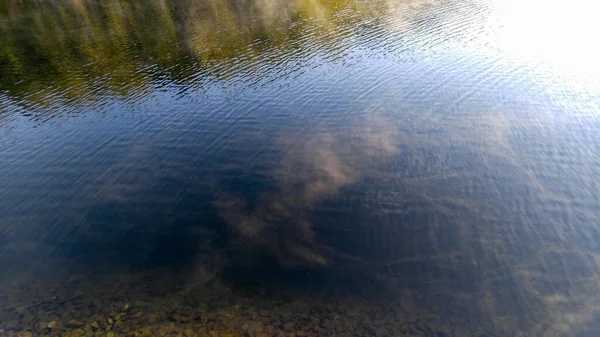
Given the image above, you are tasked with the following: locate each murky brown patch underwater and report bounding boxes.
[2,0,600,336]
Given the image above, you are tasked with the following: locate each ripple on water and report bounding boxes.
[1,0,600,336]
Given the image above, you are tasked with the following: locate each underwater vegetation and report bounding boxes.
[77,99,600,336]
[212,114,399,267]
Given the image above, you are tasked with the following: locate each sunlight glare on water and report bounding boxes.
[487,0,600,91]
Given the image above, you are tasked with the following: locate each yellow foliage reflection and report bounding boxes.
[0,0,400,108]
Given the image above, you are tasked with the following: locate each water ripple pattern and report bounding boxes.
[1,0,600,336]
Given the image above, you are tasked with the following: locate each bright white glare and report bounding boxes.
[487,0,600,90]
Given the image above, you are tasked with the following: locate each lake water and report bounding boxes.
[1,0,600,336]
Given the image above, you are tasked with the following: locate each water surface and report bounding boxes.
[1,0,600,336]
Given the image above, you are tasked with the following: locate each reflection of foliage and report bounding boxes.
[0,0,389,110]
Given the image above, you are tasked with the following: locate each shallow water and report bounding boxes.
[1,0,600,336]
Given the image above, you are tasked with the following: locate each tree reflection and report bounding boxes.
[0,0,392,110]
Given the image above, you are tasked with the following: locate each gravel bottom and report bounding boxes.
[0,262,502,337]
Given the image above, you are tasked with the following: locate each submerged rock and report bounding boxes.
[282,322,294,331]
[157,325,170,337]
[71,329,85,337]
[4,320,19,330]
[170,313,189,323]
[136,327,153,337]
[89,322,100,332]
[65,321,84,329]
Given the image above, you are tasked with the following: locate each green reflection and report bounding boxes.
[0,0,391,108]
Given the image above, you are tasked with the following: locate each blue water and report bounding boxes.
[1,0,600,336]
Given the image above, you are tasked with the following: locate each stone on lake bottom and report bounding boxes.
[72,329,85,337]
[170,314,189,322]
[89,323,100,332]
[66,321,84,329]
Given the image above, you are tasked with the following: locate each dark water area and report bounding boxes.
[1,0,600,336]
